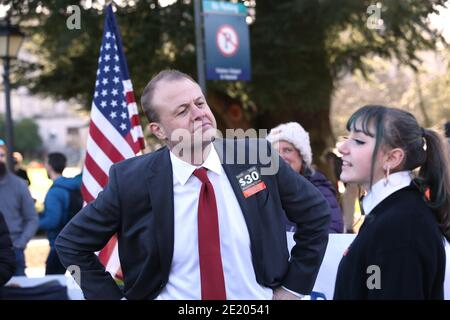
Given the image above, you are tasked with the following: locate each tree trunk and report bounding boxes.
[207,90,253,132]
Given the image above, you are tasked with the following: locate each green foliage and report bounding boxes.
[0,114,43,156]
[11,0,197,108]
[10,1,445,107]
[331,51,450,136]
[249,0,446,113]
[5,0,448,159]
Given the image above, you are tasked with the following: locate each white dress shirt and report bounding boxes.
[362,171,413,215]
[155,145,273,300]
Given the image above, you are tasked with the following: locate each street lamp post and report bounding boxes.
[0,18,24,171]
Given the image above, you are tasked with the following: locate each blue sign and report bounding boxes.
[203,0,251,81]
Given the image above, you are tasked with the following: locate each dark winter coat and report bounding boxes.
[0,211,16,286]
[286,171,343,233]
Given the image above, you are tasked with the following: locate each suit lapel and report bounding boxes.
[213,139,263,265]
[146,147,174,277]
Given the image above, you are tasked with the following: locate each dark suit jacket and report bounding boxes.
[0,211,16,286]
[56,138,330,299]
[333,183,446,299]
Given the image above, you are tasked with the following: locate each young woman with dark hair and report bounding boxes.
[333,105,450,300]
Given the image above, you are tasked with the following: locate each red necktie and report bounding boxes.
[193,168,227,300]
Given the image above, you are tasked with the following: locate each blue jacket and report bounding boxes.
[286,171,344,233]
[39,175,82,248]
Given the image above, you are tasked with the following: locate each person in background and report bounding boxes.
[13,152,30,186]
[322,148,359,234]
[267,122,344,233]
[322,148,342,194]
[334,105,449,299]
[0,211,16,286]
[340,183,359,233]
[0,139,38,276]
[39,152,82,274]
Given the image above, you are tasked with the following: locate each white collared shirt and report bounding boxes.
[155,145,272,300]
[362,171,413,215]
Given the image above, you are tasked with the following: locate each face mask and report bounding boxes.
[0,161,6,177]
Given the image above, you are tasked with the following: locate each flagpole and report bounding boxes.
[83,1,145,279]
[194,0,206,94]
[103,0,146,154]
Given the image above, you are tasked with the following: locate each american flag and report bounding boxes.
[81,4,145,278]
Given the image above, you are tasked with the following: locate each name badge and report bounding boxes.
[236,166,267,198]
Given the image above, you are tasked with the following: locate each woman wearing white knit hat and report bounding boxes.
[267,122,344,233]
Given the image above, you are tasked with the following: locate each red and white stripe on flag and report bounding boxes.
[81,4,145,279]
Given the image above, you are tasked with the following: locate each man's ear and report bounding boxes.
[148,122,166,141]
[384,147,405,171]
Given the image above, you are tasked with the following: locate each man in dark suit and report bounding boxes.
[56,70,330,300]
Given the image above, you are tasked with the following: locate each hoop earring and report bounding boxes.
[383,166,390,186]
